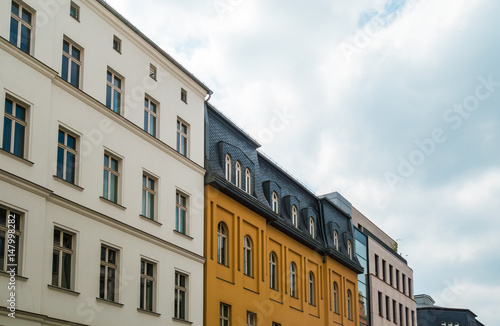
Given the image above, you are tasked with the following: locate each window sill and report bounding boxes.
[173,229,193,240]
[0,148,34,166]
[53,175,84,191]
[96,297,124,307]
[100,196,126,210]
[172,317,193,325]
[47,284,80,296]
[0,270,28,281]
[140,215,162,226]
[137,308,161,317]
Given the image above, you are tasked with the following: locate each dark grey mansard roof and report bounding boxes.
[205,103,363,274]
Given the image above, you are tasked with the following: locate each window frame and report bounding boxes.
[56,128,79,185]
[217,222,228,266]
[0,206,22,275]
[334,230,339,250]
[235,161,242,188]
[246,311,256,326]
[243,236,253,277]
[144,96,158,137]
[245,168,251,194]
[289,262,297,298]
[142,173,157,221]
[347,289,353,320]
[106,69,123,114]
[291,205,298,228]
[149,64,157,81]
[271,192,279,214]
[2,96,28,158]
[181,88,188,104]
[333,282,339,313]
[51,227,75,290]
[269,252,278,291]
[347,240,353,259]
[309,217,315,238]
[103,152,120,204]
[174,271,188,320]
[9,0,34,54]
[308,271,315,305]
[70,1,80,21]
[176,118,189,157]
[220,303,230,326]
[225,154,232,182]
[99,245,118,302]
[61,38,82,88]
[140,259,156,312]
[175,191,188,235]
[113,35,121,53]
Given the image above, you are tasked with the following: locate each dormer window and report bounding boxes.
[245,168,251,194]
[291,205,298,228]
[225,154,231,182]
[271,192,279,214]
[309,217,316,238]
[334,230,339,250]
[235,161,242,188]
[348,240,353,259]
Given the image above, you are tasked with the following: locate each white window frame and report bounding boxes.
[347,290,353,320]
[309,217,315,238]
[140,259,156,312]
[245,168,251,194]
[174,271,188,320]
[235,161,242,188]
[99,245,118,302]
[217,222,228,265]
[142,173,157,220]
[2,96,28,158]
[106,69,123,114]
[70,1,80,21]
[348,240,352,259]
[56,128,79,185]
[246,311,256,326]
[103,152,120,204]
[308,272,315,305]
[334,230,339,250]
[149,64,157,81]
[144,96,158,137]
[333,282,339,313]
[269,252,278,290]
[176,119,189,156]
[10,1,34,54]
[220,303,230,326]
[61,38,82,88]
[52,227,75,290]
[175,191,188,235]
[290,262,297,298]
[271,192,279,214]
[243,236,253,277]
[113,35,121,53]
[291,205,298,228]
[0,207,22,275]
[225,154,232,181]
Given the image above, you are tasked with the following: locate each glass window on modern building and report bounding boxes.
[355,228,370,326]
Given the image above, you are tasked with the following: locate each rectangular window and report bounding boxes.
[2,97,27,158]
[52,228,74,290]
[0,207,21,274]
[393,300,397,324]
[144,97,157,137]
[386,296,390,320]
[411,310,415,326]
[399,304,403,326]
[142,174,156,220]
[396,269,400,290]
[70,2,79,21]
[56,129,78,184]
[61,39,82,88]
[113,35,121,53]
[402,274,406,295]
[176,119,188,156]
[99,245,118,302]
[246,312,256,326]
[174,272,187,320]
[382,260,386,282]
[10,1,33,54]
[389,265,393,286]
[408,277,412,297]
[405,307,409,326]
[140,259,155,311]
[374,254,379,277]
[149,64,157,80]
[106,70,122,114]
[220,303,230,326]
[103,153,120,203]
[378,291,383,317]
[181,88,187,103]
[176,192,188,234]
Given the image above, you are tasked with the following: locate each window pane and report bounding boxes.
[179,289,185,319]
[114,76,121,89]
[100,246,106,261]
[67,134,76,149]
[66,152,75,183]
[113,90,120,113]
[11,2,19,16]
[52,250,59,286]
[61,252,72,289]
[63,40,70,53]
[146,263,153,277]
[21,8,31,24]
[106,85,112,108]
[2,117,12,152]
[0,230,5,271]
[146,279,153,310]
[70,61,79,87]
[61,55,69,81]
[107,268,115,301]
[140,278,145,309]
[20,25,30,53]
[108,249,116,264]
[142,190,146,216]
[9,17,18,46]
[13,122,25,157]
[99,264,105,298]
[72,47,80,60]
[148,193,154,218]
[103,170,108,198]
[15,104,25,120]
[150,116,156,137]
[144,110,148,132]
[110,174,118,203]
[62,232,72,249]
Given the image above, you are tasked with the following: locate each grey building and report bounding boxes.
[416,294,485,326]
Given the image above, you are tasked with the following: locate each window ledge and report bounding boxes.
[137,308,161,317]
[100,196,126,210]
[172,317,193,325]
[53,175,84,191]
[96,297,124,307]
[0,148,34,166]
[47,284,80,296]
[173,229,193,240]
[140,215,162,226]
[0,270,28,281]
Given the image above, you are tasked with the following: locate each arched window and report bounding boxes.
[347,240,352,259]
[225,154,232,182]
[308,272,315,305]
[269,252,278,290]
[272,192,279,214]
[235,161,242,188]
[309,217,315,238]
[289,262,297,297]
[245,168,251,194]
[333,282,339,313]
[217,222,228,265]
[448,323,452,326]
[291,205,298,228]
[243,236,253,277]
[347,290,352,320]
[334,230,339,250]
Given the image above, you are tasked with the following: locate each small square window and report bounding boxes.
[70,2,79,21]
[113,36,121,53]
[181,88,187,103]
[149,64,157,81]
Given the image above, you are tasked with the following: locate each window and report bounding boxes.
[103,153,120,203]
[396,269,400,290]
[448,322,452,326]
[375,254,379,277]
[243,236,253,277]
[382,260,387,281]
[378,291,383,317]
[245,168,251,194]
[271,192,279,214]
[269,252,278,290]
[412,311,416,326]
[402,274,406,294]
[235,161,242,188]
[309,217,315,238]
[142,174,156,220]
[272,323,281,326]
[0,207,21,274]
[393,300,397,324]
[176,192,187,234]
[56,129,78,184]
[386,295,390,320]
[217,222,228,265]
[347,290,353,320]
[405,307,409,326]
[290,262,297,297]
[106,70,122,114]
[308,272,315,305]
[2,97,27,158]
[408,278,412,297]
[334,230,339,250]
[176,119,188,156]
[333,282,339,313]
[113,35,121,53]
[70,2,79,20]
[291,205,298,228]
[220,303,230,326]
[399,304,403,326]
[389,265,393,286]
[441,323,446,326]
[347,240,352,259]
[140,259,155,311]
[225,154,232,181]
[10,1,33,54]
[61,39,82,88]
[144,97,157,137]
[181,88,187,103]
[246,311,256,326]
[149,64,157,81]
[52,228,74,290]
[99,246,118,302]
[174,272,187,320]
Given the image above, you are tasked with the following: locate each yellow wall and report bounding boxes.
[204,185,360,326]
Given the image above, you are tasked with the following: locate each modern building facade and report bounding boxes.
[416,294,485,326]
[352,208,416,326]
[204,103,363,326]
[0,0,211,325]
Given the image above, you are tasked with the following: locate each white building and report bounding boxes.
[0,1,211,325]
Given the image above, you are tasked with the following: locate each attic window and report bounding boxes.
[149,64,157,81]
[113,36,121,53]
[70,2,80,21]
[181,88,187,103]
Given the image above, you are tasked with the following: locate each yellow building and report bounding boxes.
[204,104,363,326]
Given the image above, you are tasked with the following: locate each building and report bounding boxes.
[204,103,363,326]
[352,208,417,326]
[0,0,211,325]
[416,294,485,326]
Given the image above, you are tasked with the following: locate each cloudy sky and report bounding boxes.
[105,0,500,323]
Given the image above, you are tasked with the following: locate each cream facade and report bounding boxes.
[0,0,210,325]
